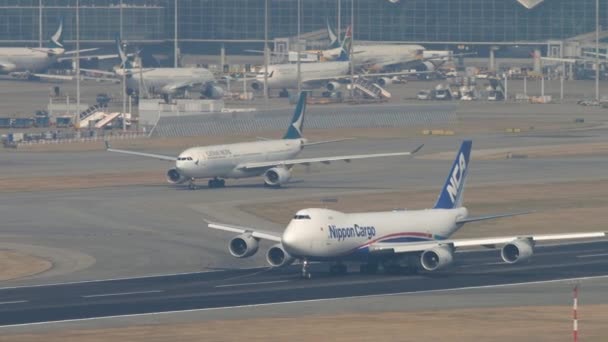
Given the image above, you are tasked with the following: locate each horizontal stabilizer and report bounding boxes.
[456,211,533,224]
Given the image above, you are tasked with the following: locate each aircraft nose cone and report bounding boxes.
[282,226,305,256]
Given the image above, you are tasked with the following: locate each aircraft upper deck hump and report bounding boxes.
[434,140,472,209]
[283,92,307,139]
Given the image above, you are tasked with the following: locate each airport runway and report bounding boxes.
[0,241,606,326]
[3,134,608,286]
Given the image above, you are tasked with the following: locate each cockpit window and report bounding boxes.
[293,215,311,220]
[177,157,193,161]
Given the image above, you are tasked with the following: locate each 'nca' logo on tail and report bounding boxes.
[434,140,472,209]
[446,153,467,203]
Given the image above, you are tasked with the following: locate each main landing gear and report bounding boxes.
[329,263,348,275]
[208,178,226,189]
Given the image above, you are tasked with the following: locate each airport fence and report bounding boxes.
[151,104,457,137]
[9,132,148,148]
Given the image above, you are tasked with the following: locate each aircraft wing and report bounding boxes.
[206,220,282,242]
[161,80,204,94]
[237,144,423,170]
[369,232,608,254]
[105,142,176,161]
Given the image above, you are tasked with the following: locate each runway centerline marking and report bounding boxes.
[82,290,163,298]
[577,253,608,258]
[215,280,290,288]
[0,300,27,305]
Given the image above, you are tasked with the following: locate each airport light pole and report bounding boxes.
[337,0,341,42]
[76,0,80,129]
[595,0,600,102]
[39,0,43,48]
[264,0,269,105]
[174,0,178,68]
[349,0,355,99]
[119,0,123,41]
[297,0,302,95]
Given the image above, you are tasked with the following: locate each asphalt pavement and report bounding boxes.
[0,241,606,326]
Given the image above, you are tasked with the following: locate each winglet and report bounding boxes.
[411,144,424,155]
[283,91,307,139]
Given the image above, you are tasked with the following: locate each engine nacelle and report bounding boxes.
[202,84,224,99]
[251,81,263,91]
[501,238,534,264]
[229,234,259,258]
[420,245,454,271]
[263,167,291,187]
[266,244,295,267]
[376,77,392,86]
[326,81,341,91]
[166,168,188,184]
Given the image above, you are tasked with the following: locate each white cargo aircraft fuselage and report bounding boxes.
[282,207,467,259]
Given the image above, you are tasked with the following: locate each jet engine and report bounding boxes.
[251,81,263,91]
[326,81,341,91]
[166,168,188,184]
[375,77,392,86]
[229,234,259,258]
[420,245,454,271]
[266,244,295,267]
[420,61,437,72]
[263,167,291,187]
[501,238,534,264]
[202,84,224,99]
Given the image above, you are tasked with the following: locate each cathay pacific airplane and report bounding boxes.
[106,92,422,189]
[207,140,607,278]
[0,19,103,78]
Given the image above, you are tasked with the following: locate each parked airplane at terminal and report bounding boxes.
[318,23,472,80]
[250,28,427,96]
[0,19,99,78]
[207,140,607,278]
[106,92,422,189]
[79,35,222,102]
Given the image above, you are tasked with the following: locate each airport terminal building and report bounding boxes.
[0,0,606,46]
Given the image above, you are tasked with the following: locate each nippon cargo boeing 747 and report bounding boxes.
[207,140,607,278]
[106,92,422,189]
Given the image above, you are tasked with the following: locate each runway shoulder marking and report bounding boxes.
[0,300,27,305]
[82,290,163,298]
[215,280,290,288]
[3,274,608,329]
[577,253,608,258]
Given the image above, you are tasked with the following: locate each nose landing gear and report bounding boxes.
[188,178,197,190]
[301,258,311,279]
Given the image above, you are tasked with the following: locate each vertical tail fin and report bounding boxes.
[434,140,472,209]
[115,33,131,69]
[283,92,307,139]
[327,19,340,49]
[336,26,352,62]
[49,18,64,49]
